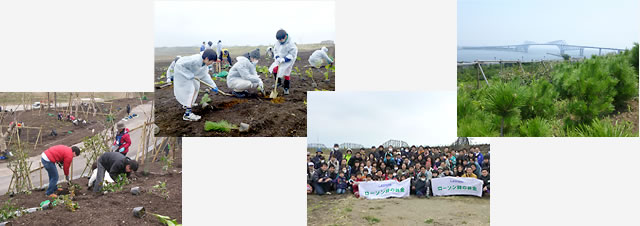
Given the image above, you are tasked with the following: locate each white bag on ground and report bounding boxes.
[88,169,114,187]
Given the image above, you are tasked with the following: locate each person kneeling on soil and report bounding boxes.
[413,173,430,198]
[308,46,333,68]
[226,49,264,98]
[333,171,348,194]
[311,163,332,195]
[173,49,220,121]
[112,122,131,156]
[92,152,139,192]
[41,145,81,198]
[268,29,298,95]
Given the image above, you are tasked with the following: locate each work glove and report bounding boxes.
[284,57,291,63]
[119,147,125,153]
[277,57,285,64]
[211,87,219,94]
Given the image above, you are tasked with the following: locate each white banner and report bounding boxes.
[431,177,483,197]
[358,179,411,200]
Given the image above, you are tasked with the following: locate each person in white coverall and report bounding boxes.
[165,56,181,83]
[226,49,264,98]
[309,46,333,68]
[268,29,298,95]
[173,49,219,121]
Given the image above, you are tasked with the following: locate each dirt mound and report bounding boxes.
[154,49,334,137]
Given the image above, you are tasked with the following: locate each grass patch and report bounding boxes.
[344,207,352,212]
[425,218,434,224]
[363,216,380,224]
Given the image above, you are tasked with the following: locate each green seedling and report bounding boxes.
[151,181,169,200]
[160,156,173,172]
[0,199,20,221]
[200,93,211,108]
[204,120,238,133]
[101,174,131,192]
[151,213,181,226]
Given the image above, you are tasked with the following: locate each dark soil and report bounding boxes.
[154,49,335,137]
[0,140,182,225]
[0,97,151,160]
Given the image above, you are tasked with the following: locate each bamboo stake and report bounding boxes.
[39,162,43,188]
[152,137,168,162]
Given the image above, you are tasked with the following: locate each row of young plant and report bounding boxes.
[458,43,639,137]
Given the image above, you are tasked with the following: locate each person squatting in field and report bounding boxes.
[112,122,131,156]
[269,29,298,95]
[226,49,265,98]
[91,152,139,192]
[307,144,490,198]
[172,49,220,121]
[0,128,12,159]
[308,46,333,68]
[41,145,81,198]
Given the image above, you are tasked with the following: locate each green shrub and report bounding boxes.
[567,118,635,137]
[606,55,638,109]
[482,82,525,136]
[519,79,558,120]
[457,114,500,137]
[519,118,553,137]
[630,42,639,73]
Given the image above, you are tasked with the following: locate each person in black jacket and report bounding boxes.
[92,152,139,192]
[477,169,490,196]
[330,144,343,163]
[413,173,429,198]
[348,152,363,169]
[312,163,332,195]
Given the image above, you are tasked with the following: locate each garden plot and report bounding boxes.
[154,48,335,137]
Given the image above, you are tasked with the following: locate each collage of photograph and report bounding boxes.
[0,0,638,225]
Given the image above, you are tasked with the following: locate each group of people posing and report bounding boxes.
[307,144,490,198]
[165,29,334,121]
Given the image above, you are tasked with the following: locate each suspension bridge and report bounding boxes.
[459,40,625,56]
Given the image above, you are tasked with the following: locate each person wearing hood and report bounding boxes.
[92,152,139,192]
[308,46,333,68]
[226,49,264,98]
[330,144,343,163]
[172,49,219,121]
[268,29,298,95]
[165,55,182,83]
[113,122,131,156]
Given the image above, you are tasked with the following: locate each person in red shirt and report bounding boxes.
[41,145,80,197]
[113,122,131,156]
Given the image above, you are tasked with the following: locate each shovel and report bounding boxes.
[195,78,232,96]
[269,77,280,98]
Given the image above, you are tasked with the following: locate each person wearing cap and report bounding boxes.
[173,49,219,121]
[113,122,131,156]
[311,149,325,169]
[226,48,264,98]
[330,144,343,163]
[307,161,316,188]
[311,163,332,195]
[220,49,233,66]
[268,29,298,95]
[41,145,81,197]
[308,46,333,68]
[343,149,352,165]
[92,152,139,192]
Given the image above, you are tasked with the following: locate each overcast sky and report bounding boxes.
[306,91,489,148]
[155,1,335,47]
[458,0,639,48]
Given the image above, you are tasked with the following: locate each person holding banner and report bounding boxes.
[412,173,430,198]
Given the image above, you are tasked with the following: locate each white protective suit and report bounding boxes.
[165,56,181,83]
[227,57,264,92]
[88,169,114,187]
[173,54,217,107]
[308,47,333,68]
[269,36,298,78]
[216,42,223,58]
